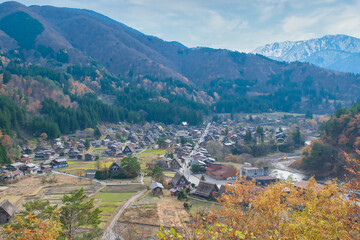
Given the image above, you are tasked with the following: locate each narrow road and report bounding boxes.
[182,122,211,186]
[102,189,147,240]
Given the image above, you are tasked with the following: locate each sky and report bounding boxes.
[2,0,360,52]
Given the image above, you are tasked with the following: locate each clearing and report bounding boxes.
[113,190,190,239]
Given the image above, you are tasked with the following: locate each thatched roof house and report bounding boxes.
[194,181,219,200]
[0,199,15,223]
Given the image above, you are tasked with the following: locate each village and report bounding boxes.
[0,112,323,238]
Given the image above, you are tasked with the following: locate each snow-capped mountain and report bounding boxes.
[253,35,360,74]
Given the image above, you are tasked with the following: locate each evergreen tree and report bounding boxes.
[244,130,252,144]
[3,71,11,84]
[256,126,265,143]
[121,156,141,177]
[0,143,10,165]
[94,127,101,139]
[84,139,90,150]
[60,188,102,239]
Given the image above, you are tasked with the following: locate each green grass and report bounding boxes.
[189,199,217,214]
[99,206,117,215]
[164,172,175,178]
[96,192,136,202]
[137,149,167,157]
[101,201,122,206]
[93,147,108,150]
[63,160,113,175]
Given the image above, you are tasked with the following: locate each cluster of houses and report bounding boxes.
[0,158,70,182]
[197,122,291,152]
[162,162,312,202]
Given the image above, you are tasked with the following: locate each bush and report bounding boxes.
[177,190,187,201]
[302,142,336,170]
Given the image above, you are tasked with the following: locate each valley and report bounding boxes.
[0,1,359,239]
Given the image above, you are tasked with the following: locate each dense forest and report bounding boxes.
[0,52,207,141]
[210,75,337,113]
[300,102,360,175]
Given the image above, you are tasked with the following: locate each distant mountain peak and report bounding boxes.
[253,34,360,73]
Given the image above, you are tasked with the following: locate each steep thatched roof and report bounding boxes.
[194,181,219,198]
[171,172,190,186]
[0,200,15,217]
[150,182,164,189]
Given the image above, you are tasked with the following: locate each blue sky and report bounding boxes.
[2,0,360,52]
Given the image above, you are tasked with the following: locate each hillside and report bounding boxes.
[253,34,360,74]
[0,1,359,123]
[299,102,360,176]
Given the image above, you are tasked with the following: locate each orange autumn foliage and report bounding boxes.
[2,211,62,240]
[1,135,12,147]
[159,174,360,239]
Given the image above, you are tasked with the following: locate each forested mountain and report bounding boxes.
[0,51,207,139]
[253,34,360,74]
[0,1,360,141]
[300,103,360,176]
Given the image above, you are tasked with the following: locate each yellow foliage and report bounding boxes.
[2,211,62,240]
[159,174,360,239]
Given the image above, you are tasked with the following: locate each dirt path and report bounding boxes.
[102,189,147,240]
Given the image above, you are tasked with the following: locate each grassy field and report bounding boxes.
[99,206,118,215]
[137,149,167,157]
[138,149,167,171]
[95,186,143,227]
[164,172,176,178]
[96,192,136,202]
[63,160,113,175]
[188,198,218,214]
[0,196,22,205]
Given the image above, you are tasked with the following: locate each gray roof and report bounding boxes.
[0,199,15,217]
[10,162,24,167]
[171,172,189,186]
[218,185,227,197]
[194,181,219,198]
[190,160,206,166]
[25,163,37,168]
[150,182,164,189]
[54,158,68,163]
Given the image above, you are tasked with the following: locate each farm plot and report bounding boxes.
[138,149,167,171]
[61,159,113,176]
[0,173,101,216]
[95,185,145,228]
[114,190,190,239]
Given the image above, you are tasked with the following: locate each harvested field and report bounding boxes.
[99,206,118,215]
[62,159,113,176]
[43,185,100,195]
[103,185,146,193]
[137,149,167,158]
[0,173,101,214]
[96,192,136,202]
[114,190,190,239]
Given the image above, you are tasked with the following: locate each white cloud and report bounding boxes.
[2,0,359,51]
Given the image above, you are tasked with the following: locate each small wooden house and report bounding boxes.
[85,153,95,161]
[122,145,135,156]
[150,182,164,195]
[169,158,182,170]
[194,181,219,200]
[51,159,68,169]
[109,160,123,174]
[0,200,15,223]
[86,169,97,178]
[8,162,24,171]
[170,172,191,190]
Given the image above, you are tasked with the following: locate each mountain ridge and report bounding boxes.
[253,34,360,74]
[0,1,359,115]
